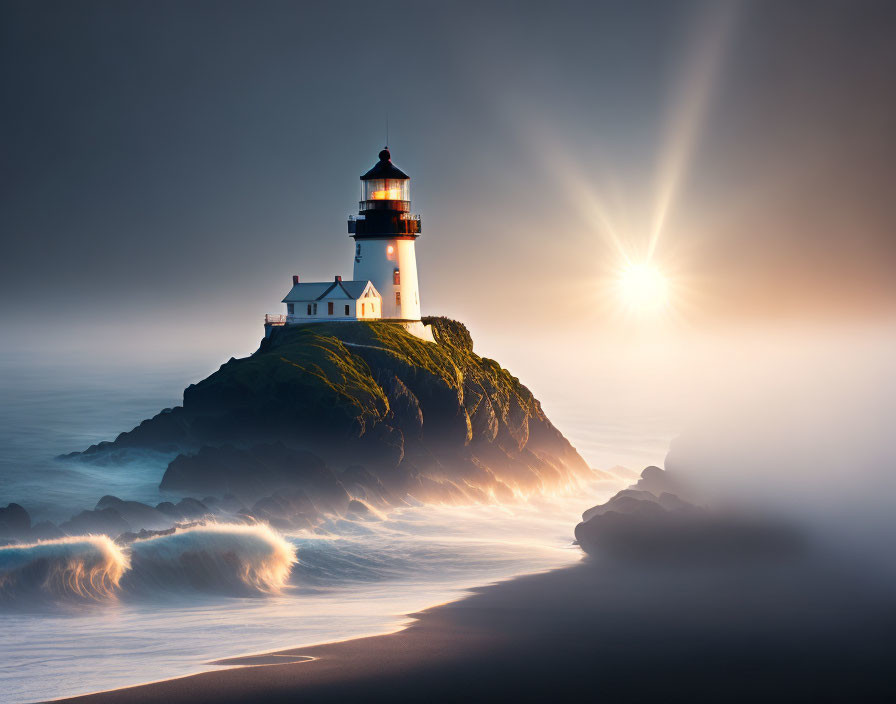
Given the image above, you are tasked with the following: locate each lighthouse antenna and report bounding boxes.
[385,113,389,149]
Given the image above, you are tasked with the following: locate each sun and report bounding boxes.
[616,261,670,313]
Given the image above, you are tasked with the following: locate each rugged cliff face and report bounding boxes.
[76,318,591,512]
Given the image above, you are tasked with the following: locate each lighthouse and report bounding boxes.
[348,148,422,321]
[265,147,432,341]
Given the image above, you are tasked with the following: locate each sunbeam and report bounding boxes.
[523,1,741,324]
[647,1,740,260]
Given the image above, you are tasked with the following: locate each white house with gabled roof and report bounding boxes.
[266,275,382,326]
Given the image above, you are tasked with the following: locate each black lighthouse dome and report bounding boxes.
[360,148,410,181]
[349,148,422,239]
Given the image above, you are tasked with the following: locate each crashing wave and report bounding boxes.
[0,535,129,601]
[0,523,296,603]
[125,523,296,596]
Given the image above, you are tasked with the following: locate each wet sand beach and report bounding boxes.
[58,553,896,704]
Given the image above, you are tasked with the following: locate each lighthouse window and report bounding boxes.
[344,304,350,316]
[328,301,334,315]
[362,179,409,202]
[393,269,400,285]
[395,291,401,306]
[287,304,294,315]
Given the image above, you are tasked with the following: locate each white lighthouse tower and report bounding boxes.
[348,148,423,322]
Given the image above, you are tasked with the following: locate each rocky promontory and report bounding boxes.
[575,466,805,563]
[70,318,591,521]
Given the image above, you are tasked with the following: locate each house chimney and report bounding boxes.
[335,275,342,282]
[292,275,299,285]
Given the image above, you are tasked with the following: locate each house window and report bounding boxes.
[393,269,400,285]
[395,291,401,306]
[312,303,318,315]
[307,303,312,315]
[328,301,334,315]
[361,303,365,315]
[287,303,294,315]
[344,304,350,316]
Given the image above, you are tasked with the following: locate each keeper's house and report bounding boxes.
[266,275,382,325]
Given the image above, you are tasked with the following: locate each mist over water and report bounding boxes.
[0,357,202,522]
[0,500,616,702]
[1,320,895,701]
[664,322,896,588]
[0,341,631,702]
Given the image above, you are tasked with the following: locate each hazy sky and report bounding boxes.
[2,0,895,354]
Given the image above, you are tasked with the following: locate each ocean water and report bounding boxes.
[0,356,673,703]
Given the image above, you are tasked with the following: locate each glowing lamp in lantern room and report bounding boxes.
[362,178,409,204]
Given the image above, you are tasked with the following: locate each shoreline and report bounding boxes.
[53,552,895,703]
[5,495,602,704]
[52,581,505,704]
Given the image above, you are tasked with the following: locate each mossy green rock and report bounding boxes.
[80,318,591,504]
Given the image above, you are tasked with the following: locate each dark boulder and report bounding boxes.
[632,464,686,497]
[251,489,318,529]
[95,496,171,530]
[576,466,805,564]
[30,521,64,541]
[155,497,211,521]
[60,508,131,537]
[0,503,30,536]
